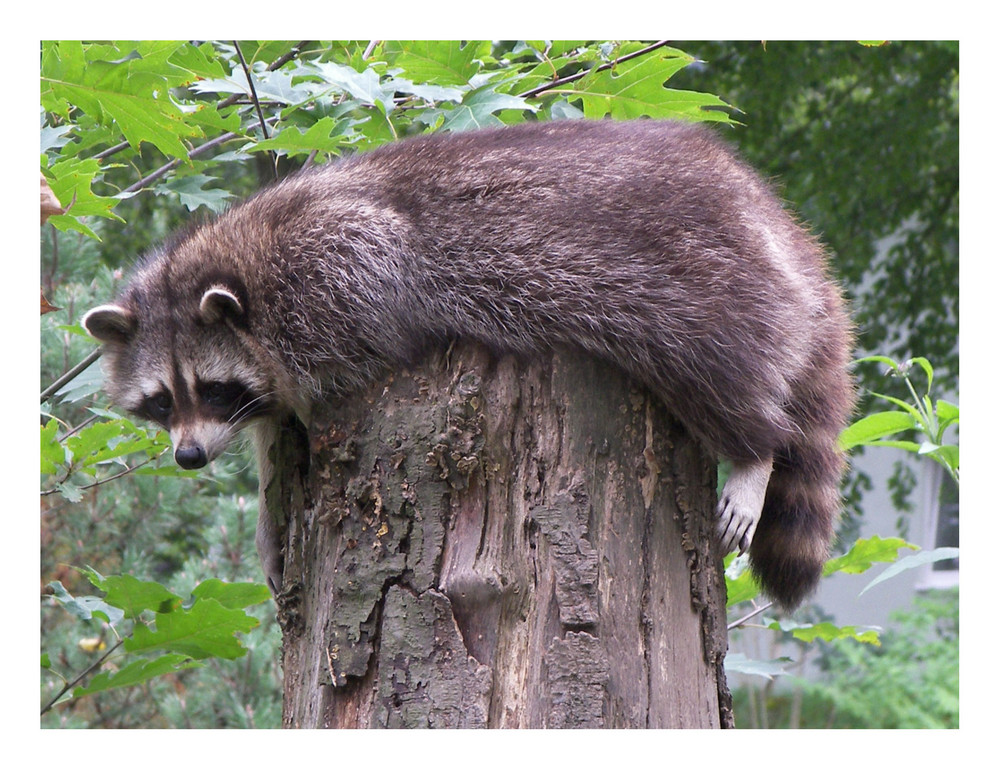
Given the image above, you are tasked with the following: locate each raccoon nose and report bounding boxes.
[175,445,208,469]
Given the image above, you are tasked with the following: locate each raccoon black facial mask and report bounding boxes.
[84,120,854,604]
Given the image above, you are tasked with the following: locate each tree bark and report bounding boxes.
[273,342,733,728]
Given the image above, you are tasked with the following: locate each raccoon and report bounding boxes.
[82,119,855,609]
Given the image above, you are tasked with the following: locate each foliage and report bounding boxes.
[41,39,738,728]
[726,355,958,665]
[42,572,269,713]
[752,590,959,729]
[840,355,959,484]
[671,41,959,394]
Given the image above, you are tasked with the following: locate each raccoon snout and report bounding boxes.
[175,445,208,469]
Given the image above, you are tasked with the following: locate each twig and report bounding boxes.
[516,40,673,99]
[40,348,101,404]
[40,451,166,497]
[41,638,125,715]
[121,122,276,195]
[233,41,271,143]
[727,600,774,631]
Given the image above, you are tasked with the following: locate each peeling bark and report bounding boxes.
[274,342,732,728]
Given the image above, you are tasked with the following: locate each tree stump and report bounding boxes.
[273,342,733,728]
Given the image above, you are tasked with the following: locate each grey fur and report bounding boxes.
[83,119,855,608]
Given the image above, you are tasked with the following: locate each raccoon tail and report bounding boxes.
[748,429,846,610]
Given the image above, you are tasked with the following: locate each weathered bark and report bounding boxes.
[273,342,733,728]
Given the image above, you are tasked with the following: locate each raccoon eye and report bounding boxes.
[144,392,173,421]
[201,381,248,408]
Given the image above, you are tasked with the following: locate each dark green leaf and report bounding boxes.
[161,174,236,212]
[73,654,203,698]
[101,574,183,618]
[191,579,271,610]
[125,598,259,660]
[249,117,352,157]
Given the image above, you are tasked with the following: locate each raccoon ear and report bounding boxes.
[200,287,244,325]
[82,304,136,344]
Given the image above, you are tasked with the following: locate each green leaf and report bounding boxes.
[55,481,83,502]
[724,553,761,606]
[161,174,236,212]
[53,360,104,404]
[862,439,923,453]
[935,399,959,429]
[40,419,66,474]
[853,354,901,370]
[249,117,352,157]
[387,40,490,86]
[42,41,203,158]
[44,157,125,236]
[441,85,536,131]
[723,652,791,680]
[131,465,202,479]
[860,547,960,595]
[908,356,934,391]
[190,579,271,610]
[101,574,183,618]
[309,61,395,112]
[47,581,125,626]
[928,444,959,473]
[768,618,882,645]
[125,598,259,660]
[822,535,918,577]
[387,76,465,104]
[553,46,734,122]
[73,654,203,698]
[839,410,916,450]
[167,40,229,80]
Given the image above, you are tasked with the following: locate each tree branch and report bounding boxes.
[516,40,673,99]
[40,348,101,404]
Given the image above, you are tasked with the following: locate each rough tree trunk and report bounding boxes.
[271,342,733,728]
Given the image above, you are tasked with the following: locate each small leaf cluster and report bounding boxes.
[41,412,194,502]
[42,570,270,714]
[839,355,959,483]
[40,40,738,239]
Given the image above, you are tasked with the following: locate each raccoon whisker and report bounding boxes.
[229,391,279,428]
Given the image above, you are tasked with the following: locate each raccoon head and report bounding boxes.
[82,285,276,470]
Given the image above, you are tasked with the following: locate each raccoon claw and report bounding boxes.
[715,458,772,555]
[716,496,757,554]
[255,516,285,596]
[261,552,284,596]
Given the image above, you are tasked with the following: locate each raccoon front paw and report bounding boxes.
[716,458,772,554]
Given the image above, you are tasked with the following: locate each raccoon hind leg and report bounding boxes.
[717,457,773,554]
